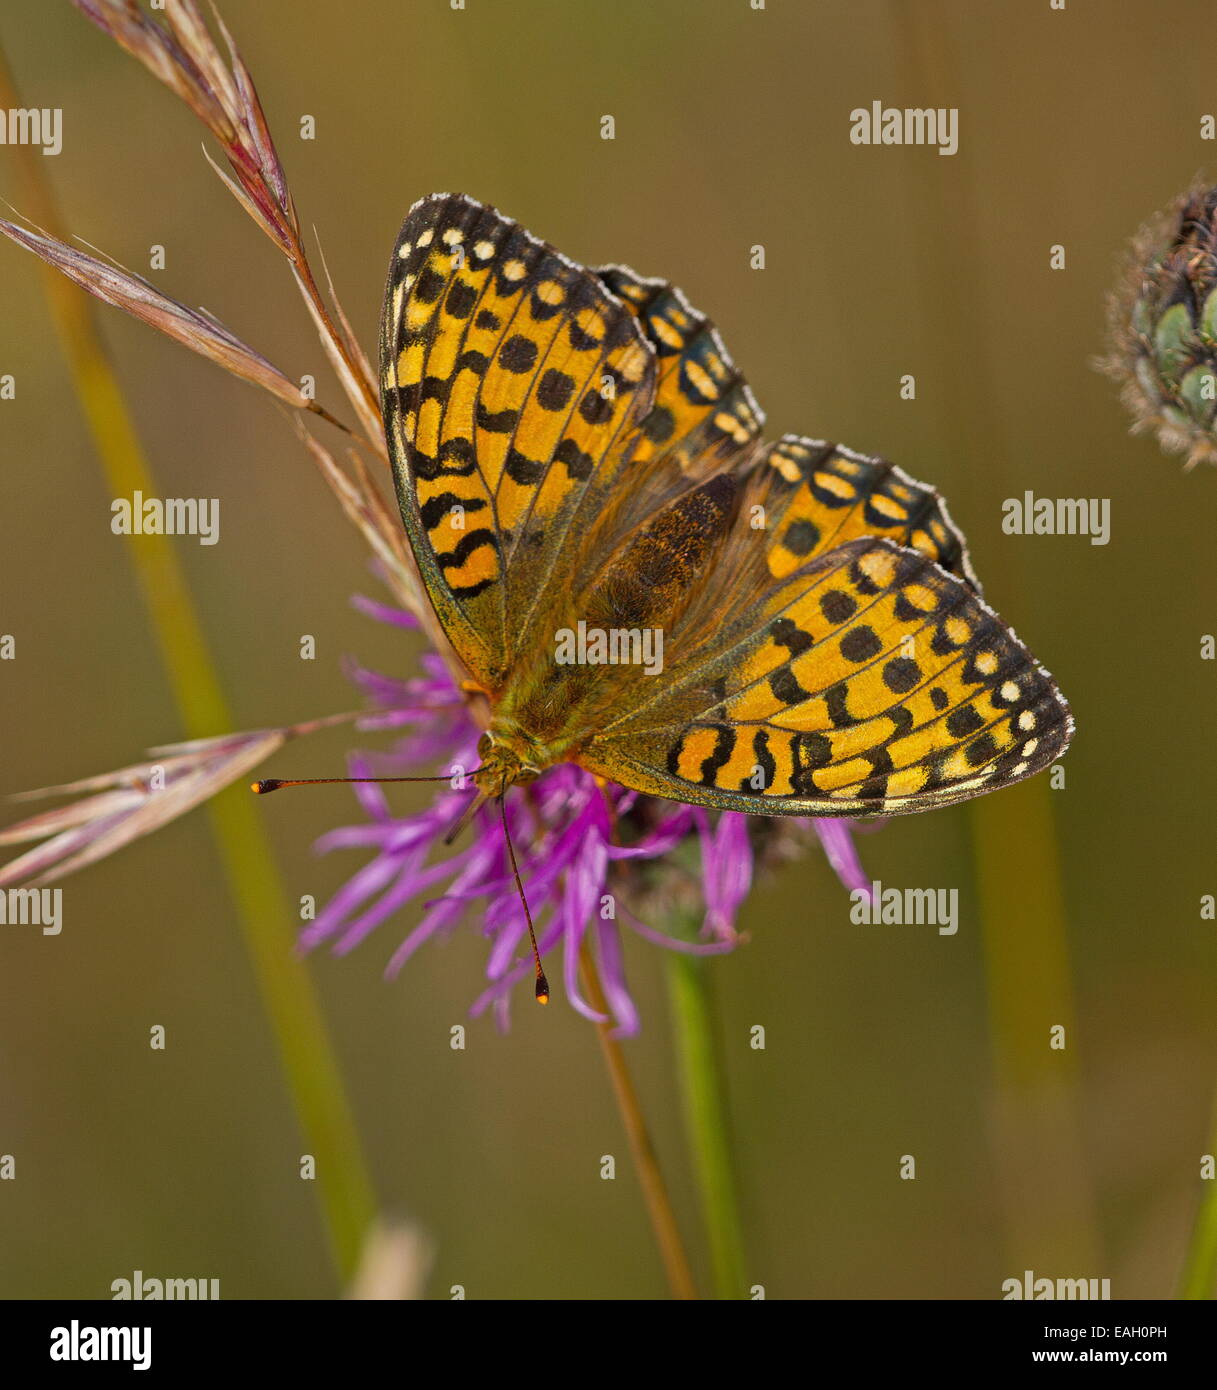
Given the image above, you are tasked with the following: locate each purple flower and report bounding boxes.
[302,596,875,1037]
[0,580,874,1039]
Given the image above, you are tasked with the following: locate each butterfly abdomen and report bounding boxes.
[582,473,739,631]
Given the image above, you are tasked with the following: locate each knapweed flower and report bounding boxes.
[1102,181,1217,469]
[297,595,875,1036]
[0,583,873,1035]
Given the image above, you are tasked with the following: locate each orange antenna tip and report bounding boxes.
[252,779,280,794]
[535,974,550,1005]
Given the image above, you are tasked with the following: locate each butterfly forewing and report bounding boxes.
[594,264,764,478]
[381,193,656,688]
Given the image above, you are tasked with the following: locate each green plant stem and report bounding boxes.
[0,45,376,1281]
[665,951,747,1300]
[579,941,698,1300]
[1178,1095,1217,1298]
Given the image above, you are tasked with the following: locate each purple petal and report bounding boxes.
[811,818,872,899]
[595,919,640,1038]
[351,593,420,629]
[619,905,739,957]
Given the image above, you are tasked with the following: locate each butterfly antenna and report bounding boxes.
[252,767,488,794]
[253,774,448,794]
[498,792,549,1004]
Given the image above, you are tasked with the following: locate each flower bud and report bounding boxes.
[1103,183,1217,469]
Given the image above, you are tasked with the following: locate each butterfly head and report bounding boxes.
[473,723,547,797]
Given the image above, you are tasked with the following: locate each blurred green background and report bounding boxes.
[1,0,1213,1299]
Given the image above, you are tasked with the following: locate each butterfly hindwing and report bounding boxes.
[581,533,1071,816]
[747,436,979,588]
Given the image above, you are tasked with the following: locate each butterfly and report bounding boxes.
[379,192,1072,829]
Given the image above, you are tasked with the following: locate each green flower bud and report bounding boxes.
[1102,183,1217,468]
